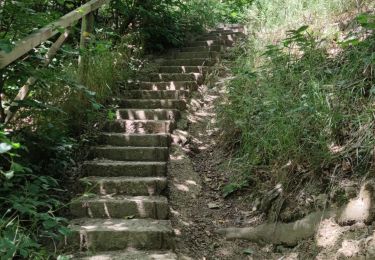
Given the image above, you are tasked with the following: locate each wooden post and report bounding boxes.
[78,12,94,71]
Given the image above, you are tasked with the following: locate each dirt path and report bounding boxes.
[167,72,289,259]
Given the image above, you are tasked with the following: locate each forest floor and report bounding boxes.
[167,61,375,259]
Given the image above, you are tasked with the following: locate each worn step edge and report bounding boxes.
[104,120,176,134]
[99,133,171,147]
[82,160,167,177]
[122,90,190,99]
[80,176,168,196]
[73,250,177,260]
[91,146,169,162]
[67,218,174,251]
[126,81,198,91]
[116,109,181,121]
[70,195,169,219]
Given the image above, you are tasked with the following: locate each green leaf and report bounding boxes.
[3,171,14,179]
[222,183,240,198]
[0,40,13,53]
[43,219,58,229]
[243,248,254,255]
[0,143,12,153]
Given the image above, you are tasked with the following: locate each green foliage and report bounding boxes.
[219,0,375,195]
[0,130,70,259]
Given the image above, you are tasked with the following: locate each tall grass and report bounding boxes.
[219,0,375,196]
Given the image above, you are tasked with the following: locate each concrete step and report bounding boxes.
[123,90,189,99]
[131,81,198,91]
[168,51,219,59]
[160,58,215,66]
[82,160,167,177]
[68,218,174,251]
[118,99,186,110]
[81,176,167,196]
[99,133,170,147]
[104,120,175,134]
[75,250,177,260]
[180,45,222,52]
[142,73,203,83]
[91,146,169,162]
[70,195,169,219]
[158,66,210,74]
[208,29,235,34]
[116,109,180,121]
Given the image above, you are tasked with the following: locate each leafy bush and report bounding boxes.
[219,0,375,196]
[0,130,71,259]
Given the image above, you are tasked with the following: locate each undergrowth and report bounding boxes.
[219,0,375,203]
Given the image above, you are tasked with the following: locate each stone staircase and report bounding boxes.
[67,24,244,260]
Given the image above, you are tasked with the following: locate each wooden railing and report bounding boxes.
[0,0,110,123]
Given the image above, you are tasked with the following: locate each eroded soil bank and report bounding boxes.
[168,62,375,259]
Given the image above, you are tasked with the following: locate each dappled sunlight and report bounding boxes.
[99,182,106,195]
[206,40,214,46]
[337,239,361,258]
[170,154,184,160]
[135,198,147,217]
[147,184,157,195]
[185,180,197,186]
[103,202,111,218]
[174,228,182,236]
[316,218,343,248]
[339,183,372,224]
[329,143,345,154]
[174,183,190,192]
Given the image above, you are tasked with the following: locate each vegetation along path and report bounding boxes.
[66,24,245,259]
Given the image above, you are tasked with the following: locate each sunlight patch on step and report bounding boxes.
[103,202,111,218]
[206,40,214,46]
[135,199,147,217]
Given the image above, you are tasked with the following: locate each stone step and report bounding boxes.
[91,146,169,162]
[118,99,186,110]
[68,218,174,251]
[208,29,235,34]
[75,250,177,260]
[160,58,215,66]
[217,23,244,29]
[70,195,169,219]
[81,176,167,196]
[131,81,198,91]
[188,40,223,47]
[168,51,219,59]
[82,160,167,177]
[99,133,170,147]
[123,90,189,99]
[142,73,203,83]
[158,66,210,74]
[104,119,175,134]
[199,35,242,43]
[180,45,222,52]
[116,109,180,121]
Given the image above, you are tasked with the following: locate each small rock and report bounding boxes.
[208,202,221,209]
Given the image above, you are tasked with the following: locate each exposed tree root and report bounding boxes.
[218,183,375,246]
